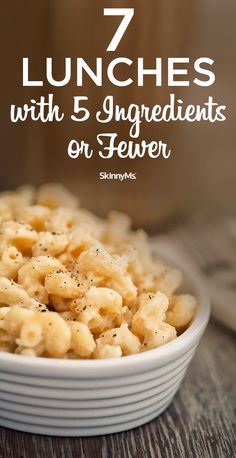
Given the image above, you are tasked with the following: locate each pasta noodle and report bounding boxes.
[0,184,196,359]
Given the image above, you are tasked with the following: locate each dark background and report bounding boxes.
[0,0,235,226]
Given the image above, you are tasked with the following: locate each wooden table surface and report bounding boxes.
[0,319,235,458]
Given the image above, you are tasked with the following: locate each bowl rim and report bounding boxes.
[0,240,210,371]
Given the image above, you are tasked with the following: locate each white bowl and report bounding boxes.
[0,240,210,436]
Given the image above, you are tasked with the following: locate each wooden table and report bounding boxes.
[0,320,235,458]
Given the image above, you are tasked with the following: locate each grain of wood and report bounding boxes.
[0,320,235,458]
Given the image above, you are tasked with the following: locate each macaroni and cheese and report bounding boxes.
[0,184,196,358]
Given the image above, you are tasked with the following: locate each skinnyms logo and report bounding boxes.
[100,172,136,181]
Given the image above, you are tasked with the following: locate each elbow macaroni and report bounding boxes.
[0,184,197,359]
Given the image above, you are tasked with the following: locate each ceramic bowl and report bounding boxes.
[0,240,210,436]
